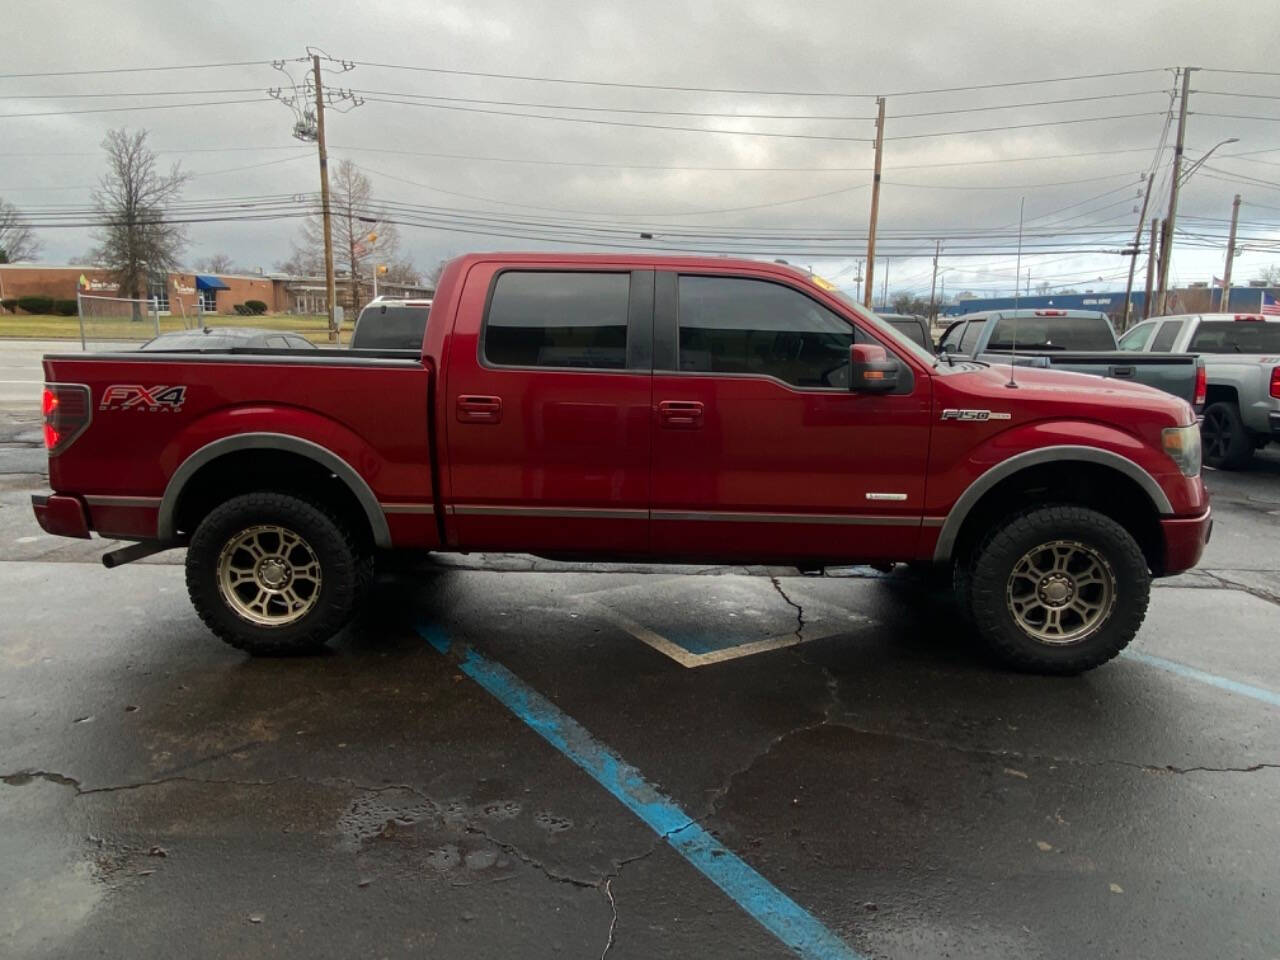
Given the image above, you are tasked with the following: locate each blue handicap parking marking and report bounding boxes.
[420,623,866,960]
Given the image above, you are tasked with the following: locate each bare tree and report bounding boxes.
[0,197,41,263]
[289,160,399,313]
[196,253,237,274]
[89,129,189,317]
[1255,265,1280,285]
[891,292,929,315]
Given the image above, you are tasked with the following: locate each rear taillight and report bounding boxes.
[1194,362,1207,407]
[1034,309,1067,316]
[1270,366,1280,400]
[42,384,91,455]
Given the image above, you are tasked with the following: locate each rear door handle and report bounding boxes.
[658,399,704,429]
[456,394,503,424]
[1109,366,1136,378]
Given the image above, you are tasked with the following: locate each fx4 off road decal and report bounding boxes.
[99,384,188,412]
[940,408,1011,422]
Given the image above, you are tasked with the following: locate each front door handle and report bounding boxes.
[658,400,704,429]
[457,394,503,424]
[1109,366,1136,378]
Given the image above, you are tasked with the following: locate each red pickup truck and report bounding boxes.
[33,253,1211,674]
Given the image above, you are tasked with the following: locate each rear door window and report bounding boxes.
[675,275,865,388]
[352,304,433,350]
[938,322,966,354]
[1188,321,1280,354]
[484,272,630,369]
[1149,320,1184,352]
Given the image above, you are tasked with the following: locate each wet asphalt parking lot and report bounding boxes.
[1,368,1278,959]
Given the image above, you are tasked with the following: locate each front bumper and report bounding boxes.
[31,494,91,539]
[1159,506,1212,576]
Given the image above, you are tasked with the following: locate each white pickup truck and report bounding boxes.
[1119,312,1280,469]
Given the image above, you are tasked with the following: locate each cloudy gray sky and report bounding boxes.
[4,0,1278,302]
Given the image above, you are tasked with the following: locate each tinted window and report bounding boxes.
[1149,320,1184,352]
[986,315,1114,351]
[677,275,863,388]
[959,319,987,354]
[1118,321,1155,351]
[485,272,629,369]
[284,335,316,350]
[884,317,930,351]
[352,305,432,350]
[1188,321,1280,354]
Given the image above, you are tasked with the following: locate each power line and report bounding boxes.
[0,60,273,80]
[359,95,874,141]
[0,87,265,100]
[0,97,270,119]
[889,89,1170,118]
[881,172,1140,190]
[1200,67,1280,78]
[351,59,1168,99]
[885,112,1166,141]
[1195,90,1280,101]
[1189,111,1280,122]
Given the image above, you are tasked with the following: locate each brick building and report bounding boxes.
[0,264,433,317]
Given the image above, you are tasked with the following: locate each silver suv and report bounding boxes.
[1120,312,1280,469]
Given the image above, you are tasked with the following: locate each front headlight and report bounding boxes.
[1162,424,1202,477]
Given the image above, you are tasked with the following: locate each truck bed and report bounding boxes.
[976,349,1201,405]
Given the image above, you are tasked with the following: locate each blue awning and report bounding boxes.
[195,274,230,291]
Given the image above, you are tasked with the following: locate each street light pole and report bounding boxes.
[1156,67,1194,317]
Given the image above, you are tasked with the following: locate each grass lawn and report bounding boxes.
[0,313,348,344]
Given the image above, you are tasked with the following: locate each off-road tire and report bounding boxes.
[186,492,370,655]
[965,505,1150,675]
[1201,401,1254,471]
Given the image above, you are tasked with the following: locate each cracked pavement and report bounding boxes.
[1,398,1279,958]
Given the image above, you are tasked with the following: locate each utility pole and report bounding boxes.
[1026,268,1031,297]
[1156,67,1194,317]
[1220,193,1241,311]
[1122,173,1157,330]
[928,240,941,321]
[1143,218,1159,319]
[853,259,863,304]
[882,258,889,310]
[863,96,885,308]
[313,55,338,342]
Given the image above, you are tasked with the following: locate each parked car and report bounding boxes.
[33,253,1209,675]
[875,313,934,353]
[1119,312,1280,469]
[351,298,433,350]
[938,309,1204,407]
[141,327,317,351]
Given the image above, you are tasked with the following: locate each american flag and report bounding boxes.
[1263,292,1280,317]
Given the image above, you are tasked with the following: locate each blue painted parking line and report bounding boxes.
[419,623,864,960]
[1123,650,1280,708]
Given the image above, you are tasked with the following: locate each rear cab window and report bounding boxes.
[351,304,433,350]
[483,271,630,369]
[1188,321,1280,354]
[986,314,1114,351]
[959,320,988,354]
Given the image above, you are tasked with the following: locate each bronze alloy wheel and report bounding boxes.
[1005,539,1117,645]
[216,524,322,627]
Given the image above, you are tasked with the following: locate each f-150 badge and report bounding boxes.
[940,408,1011,422]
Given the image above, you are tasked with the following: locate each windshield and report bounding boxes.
[986,314,1115,351]
[827,289,937,365]
[1189,321,1280,354]
[352,304,431,350]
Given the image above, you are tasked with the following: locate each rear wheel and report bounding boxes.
[186,492,369,655]
[1201,401,1254,470]
[964,505,1150,675]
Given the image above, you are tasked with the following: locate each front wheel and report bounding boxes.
[186,492,370,655]
[964,505,1150,675]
